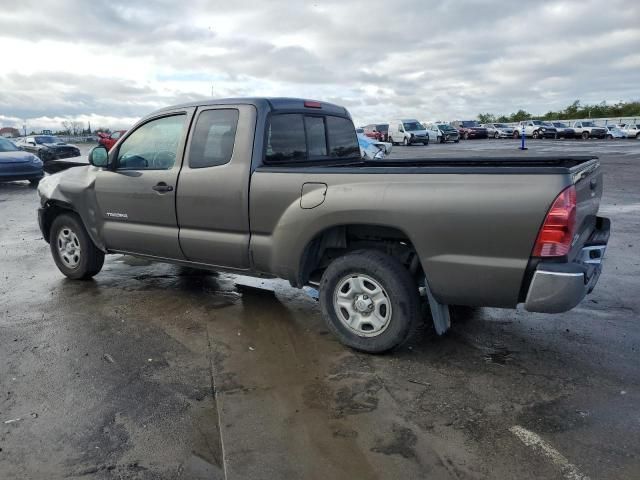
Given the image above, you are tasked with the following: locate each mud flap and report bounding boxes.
[424,279,450,335]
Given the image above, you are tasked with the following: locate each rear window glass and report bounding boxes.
[265,114,359,163]
[189,109,239,168]
[305,116,327,157]
[266,114,306,163]
[326,116,359,158]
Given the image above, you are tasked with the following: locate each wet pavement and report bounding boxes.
[1,139,639,479]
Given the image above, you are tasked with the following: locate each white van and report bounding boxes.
[387,119,429,146]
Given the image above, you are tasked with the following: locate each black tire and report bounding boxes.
[607,134,613,140]
[581,131,589,140]
[49,213,104,280]
[28,178,41,187]
[463,132,470,140]
[532,130,540,139]
[454,139,460,143]
[636,133,640,140]
[513,131,520,139]
[403,137,409,146]
[319,250,422,353]
[439,136,445,144]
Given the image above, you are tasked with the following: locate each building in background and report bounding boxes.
[0,127,20,138]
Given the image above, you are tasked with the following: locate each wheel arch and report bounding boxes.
[41,200,105,252]
[294,223,423,288]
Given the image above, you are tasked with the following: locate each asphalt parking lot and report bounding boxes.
[1,138,639,479]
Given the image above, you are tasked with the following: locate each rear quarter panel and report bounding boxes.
[250,170,570,307]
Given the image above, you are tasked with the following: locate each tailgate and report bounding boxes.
[570,159,603,261]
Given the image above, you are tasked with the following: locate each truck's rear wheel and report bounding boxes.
[319,250,421,353]
[581,131,589,140]
[50,213,104,280]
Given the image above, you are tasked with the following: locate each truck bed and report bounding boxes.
[257,155,598,174]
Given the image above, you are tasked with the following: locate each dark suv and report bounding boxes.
[450,121,488,139]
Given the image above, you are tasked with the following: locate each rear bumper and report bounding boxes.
[524,217,610,313]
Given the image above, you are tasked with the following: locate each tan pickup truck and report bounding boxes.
[37,98,610,352]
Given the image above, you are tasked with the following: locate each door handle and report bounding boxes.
[152,182,174,193]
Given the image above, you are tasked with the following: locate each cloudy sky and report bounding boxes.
[0,0,639,131]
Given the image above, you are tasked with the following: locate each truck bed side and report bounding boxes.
[249,168,573,308]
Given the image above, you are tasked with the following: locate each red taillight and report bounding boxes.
[532,185,577,257]
[304,100,322,109]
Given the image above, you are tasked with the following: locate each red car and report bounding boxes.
[97,130,126,151]
[363,124,389,142]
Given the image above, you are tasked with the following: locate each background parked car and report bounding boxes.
[513,120,557,139]
[387,119,429,145]
[363,124,389,142]
[97,130,127,151]
[15,135,81,163]
[621,124,640,139]
[450,120,488,139]
[0,137,43,185]
[425,123,460,143]
[481,123,514,139]
[605,125,626,139]
[570,121,607,139]
[550,122,575,139]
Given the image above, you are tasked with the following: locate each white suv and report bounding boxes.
[621,124,640,139]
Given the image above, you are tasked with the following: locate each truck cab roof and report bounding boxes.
[152,97,351,118]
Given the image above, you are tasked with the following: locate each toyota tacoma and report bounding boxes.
[37,98,610,353]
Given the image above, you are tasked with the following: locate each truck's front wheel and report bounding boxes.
[50,213,104,280]
[319,250,421,353]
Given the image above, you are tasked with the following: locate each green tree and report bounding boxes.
[477,112,496,124]
[509,109,532,122]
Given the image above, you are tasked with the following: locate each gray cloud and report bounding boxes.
[0,0,638,129]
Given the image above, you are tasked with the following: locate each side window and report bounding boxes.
[117,115,185,170]
[111,131,121,140]
[398,123,404,131]
[265,114,306,163]
[327,116,359,158]
[189,109,239,168]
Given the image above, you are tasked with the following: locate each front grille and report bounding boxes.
[54,148,79,159]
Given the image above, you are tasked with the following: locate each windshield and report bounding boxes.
[553,122,567,128]
[35,135,62,144]
[375,124,389,133]
[494,123,509,128]
[403,122,423,131]
[532,121,543,125]
[0,138,20,152]
[582,122,595,127]
[438,124,456,131]
[460,121,479,128]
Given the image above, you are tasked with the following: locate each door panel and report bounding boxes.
[95,111,192,259]
[176,105,256,268]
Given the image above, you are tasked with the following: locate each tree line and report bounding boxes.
[478,100,640,124]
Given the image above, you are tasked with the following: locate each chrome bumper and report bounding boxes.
[524,218,609,313]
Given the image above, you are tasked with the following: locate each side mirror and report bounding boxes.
[88,145,109,167]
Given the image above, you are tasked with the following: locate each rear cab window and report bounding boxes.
[265,113,359,164]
